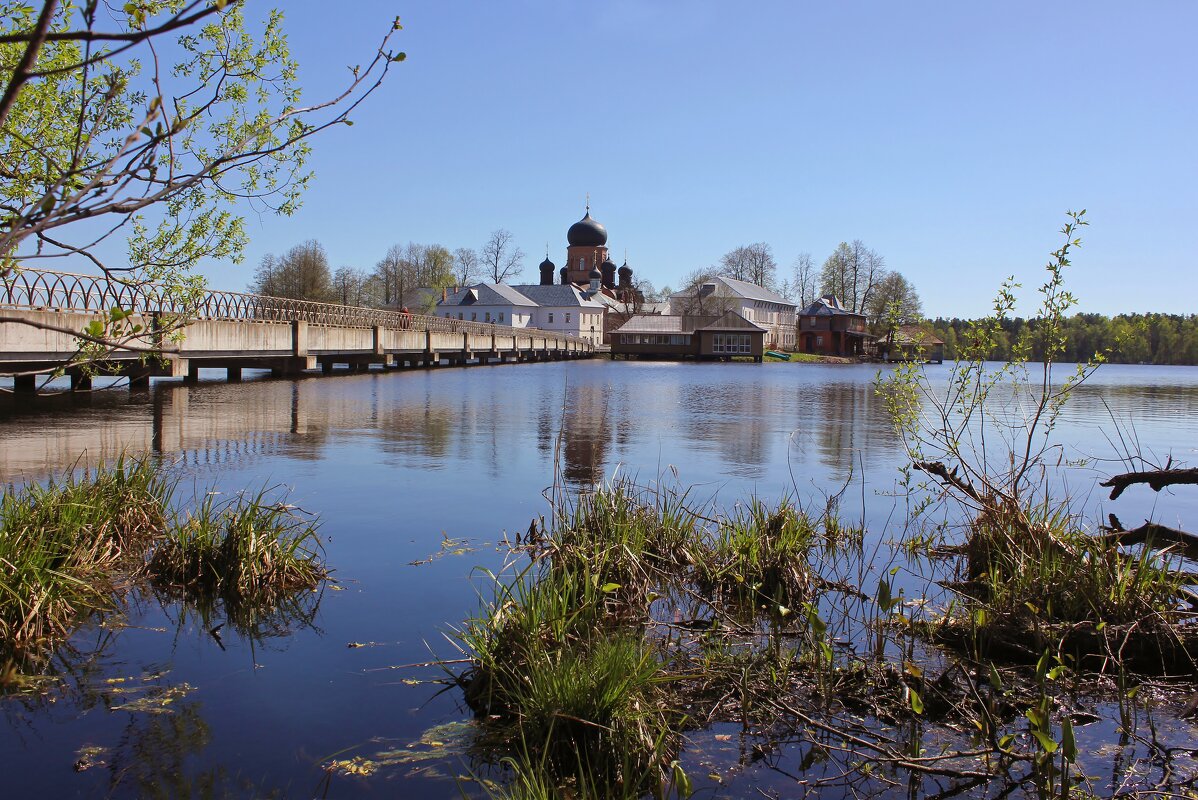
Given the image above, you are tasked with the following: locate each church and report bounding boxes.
[535,205,660,343]
[537,205,639,304]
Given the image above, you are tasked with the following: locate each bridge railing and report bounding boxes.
[1,268,594,348]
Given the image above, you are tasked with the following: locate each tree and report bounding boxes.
[452,247,479,287]
[718,242,776,289]
[480,229,524,283]
[791,252,817,309]
[866,270,923,338]
[0,2,401,372]
[332,266,372,307]
[371,242,454,310]
[818,240,883,314]
[248,240,332,301]
[670,267,740,316]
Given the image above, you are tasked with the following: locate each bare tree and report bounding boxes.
[453,247,479,286]
[371,242,454,309]
[248,240,332,302]
[332,266,372,307]
[671,268,740,316]
[791,252,817,310]
[718,242,777,289]
[481,229,524,283]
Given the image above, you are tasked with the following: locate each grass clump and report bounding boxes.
[149,489,326,611]
[0,456,172,656]
[448,479,863,797]
[0,458,328,680]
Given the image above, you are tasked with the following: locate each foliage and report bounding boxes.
[0,1,401,370]
[247,239,332,301]
[928,310,1198,365]
[372,241,455,309]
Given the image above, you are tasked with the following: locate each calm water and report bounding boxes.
[2,360,1197,797]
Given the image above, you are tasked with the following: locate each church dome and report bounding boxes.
[618,261,633,277]
[567,212,608,247]
[588,265,602,280]
[539,256,555,270]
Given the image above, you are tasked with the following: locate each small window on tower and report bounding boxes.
[548,313,554,323]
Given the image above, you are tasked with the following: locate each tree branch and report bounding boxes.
[1100,468,1198,500]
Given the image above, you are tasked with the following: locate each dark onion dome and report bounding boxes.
[567,212,608,247]
[539,256,556,271]
[601,258,617,274]
[559,265,569,284]
[588,265,602,280]
[618,261,633,277]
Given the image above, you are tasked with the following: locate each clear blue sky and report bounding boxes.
[200,1,1196,318]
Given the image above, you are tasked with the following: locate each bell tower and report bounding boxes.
[564,199,609,285]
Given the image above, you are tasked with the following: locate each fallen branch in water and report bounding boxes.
[1100,468,1198,500]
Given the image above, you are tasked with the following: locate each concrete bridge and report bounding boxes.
[0,268,595,392]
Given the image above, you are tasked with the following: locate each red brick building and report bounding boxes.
[798,295,870,357]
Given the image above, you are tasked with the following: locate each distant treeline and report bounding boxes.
[928,313,1198,365]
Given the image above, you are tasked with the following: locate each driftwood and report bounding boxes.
[914,461,984,504]
[1100,467,1198,500]
[1101,514,1198,561]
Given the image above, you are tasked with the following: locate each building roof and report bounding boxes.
[712,276,793,305]
[567,211,607,247]
[439,283,536,308]
[614,311,766,335]
[892,325,944,346]
[668,276,795,308]
[510,284,605,309]
[800,295,865,318]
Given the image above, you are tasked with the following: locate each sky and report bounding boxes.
[188,2,1196,318]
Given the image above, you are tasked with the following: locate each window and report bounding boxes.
[816,336,823,347]
[445,313,451,319]
[471,312,477,321]
[712,333,752,354]
[566,313,571,323]
[548,313,554,323]
[579,258,585,271]
[485,312,491,322]
[458,313,463,320]
[499,312,505,322]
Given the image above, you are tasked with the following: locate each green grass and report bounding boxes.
[0,456,172,657]
[0,459,328,678]
[149,489,326,611]
[449,480,860,797]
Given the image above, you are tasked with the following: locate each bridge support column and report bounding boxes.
[13,374,36,393]
[70,371,92,391]
[321,361,334,375]
[129,372,150,390]
[185,364,200,384]
[226,366,242,382]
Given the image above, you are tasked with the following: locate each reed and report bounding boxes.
[0,456,172,656]
[148,488,326,610]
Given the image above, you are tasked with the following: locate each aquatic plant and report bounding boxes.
[0,456,172,657]
[148,488,326,611]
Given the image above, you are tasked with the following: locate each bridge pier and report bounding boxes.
[13,374,36,393]
[227,366,242,382]
[69,370,92,391]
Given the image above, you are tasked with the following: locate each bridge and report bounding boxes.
[0,268,595,392]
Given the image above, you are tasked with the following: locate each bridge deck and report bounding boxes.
[1,269,595,392]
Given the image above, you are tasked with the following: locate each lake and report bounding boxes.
[2,360,1197,797]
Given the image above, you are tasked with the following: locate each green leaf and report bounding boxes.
[908,687,924,715]
[599,582,621,593]
[1061,716,1077,762]
[1030,730,1058,754]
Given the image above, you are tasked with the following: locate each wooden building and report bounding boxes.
[611,312,766,362]
[798,295,870,357]
[880,325,945,363]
